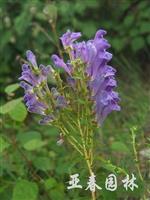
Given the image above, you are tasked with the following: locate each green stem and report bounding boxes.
[50,23,63,58]
[131,129,146,200]
[78,119,96,200]
[58,126,83,156]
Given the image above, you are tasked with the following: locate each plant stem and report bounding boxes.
[78,119,96,200]
[58,126,83,156]
[50,23,63,58]
[131,128,146,200]
[85,151,96,200]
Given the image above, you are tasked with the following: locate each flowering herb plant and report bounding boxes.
[19,29,120,199]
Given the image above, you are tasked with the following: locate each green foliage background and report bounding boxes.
[0,0,150,199]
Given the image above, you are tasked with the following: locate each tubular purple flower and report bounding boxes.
[23,92,48,116]
[95,91,120,124]
[19,68,39,86]
[86,29,120,124]
[60,30,81,48]
[20,81,33,92]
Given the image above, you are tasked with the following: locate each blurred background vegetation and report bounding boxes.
[0,0,150,199]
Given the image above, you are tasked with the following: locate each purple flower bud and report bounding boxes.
[51,54,71,75]
[26,50,38,67]
[22,64,29,71]
[67,77,76,88]
[39,115,55,125]
[73,42,89,63]
[39,64,51,76]
[20,81,33,92]
[94,29,107,39]
[56,96,67,108]
[28,105,45,115]
[51,87,60,98]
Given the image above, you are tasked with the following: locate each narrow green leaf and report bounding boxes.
[111,141,130,154]
[0,136,10,153]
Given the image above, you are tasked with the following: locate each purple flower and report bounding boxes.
[85,29,120,124]
[19,50,67,119]
[20,29,120,126]
[23,92,48,115]
[55,29,120,125]
[60,30,81,48]
[19,50,52,116]
[19,52,51,87]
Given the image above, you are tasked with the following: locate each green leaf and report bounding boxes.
[131,37,145,51]
[12,180,38,200]
[23,140,46,151]
[112,38,125,51]
[14,10,31,35]
[146,35,150,45]
[0,98,22,114]
[9,102,27,122]
[49,184,65,199]
[124,15,134,27]
[33,157,53,171]
[102,189,117,200]
[17,131,45,151]
[139,22,150,34]
[44,178,57,190]
[111,141,130,154]
[0,136,10,153]
[99,157,127,174]
[0,30,12,49]
[5,83,19,94]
